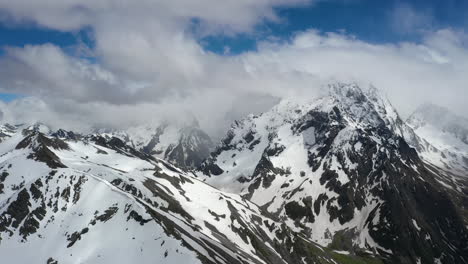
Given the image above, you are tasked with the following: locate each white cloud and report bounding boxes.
[0,44,134,102]
[0,0,309,32]
[242,30,468,118]
[0,0,467,137]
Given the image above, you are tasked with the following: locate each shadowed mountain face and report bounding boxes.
[198,83,468,264]
[0,83,466,264]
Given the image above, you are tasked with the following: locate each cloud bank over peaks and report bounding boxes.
[0,0,309,32]
[0,0,466,136]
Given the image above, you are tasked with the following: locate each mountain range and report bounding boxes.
[0,83,466,264]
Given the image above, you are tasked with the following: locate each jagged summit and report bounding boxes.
[328,83,403,132]
[261,83,403,133]
[15,131,69,168]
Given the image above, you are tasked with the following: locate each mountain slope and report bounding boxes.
[0,124,18,143]
[0,120,215,171]
[198,83,468,264]
[0,128,379,264]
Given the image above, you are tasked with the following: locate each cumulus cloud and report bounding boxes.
[0,0,308,32]
[242,29,468,117]
[0,0,467,138]
[0,44,124,102]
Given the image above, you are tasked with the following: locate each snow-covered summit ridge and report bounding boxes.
[0,119,214,170]
[257,82,402,133]
[328,83,403,133]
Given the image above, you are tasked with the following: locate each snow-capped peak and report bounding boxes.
[197,82,468,263]
[328,82,403,133]
[25,122,52,134]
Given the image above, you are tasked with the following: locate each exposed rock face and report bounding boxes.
[51,129,81,140]
[158,126,214,170]
[0,124,18,142]
[15,132,69,168]
[198,83,468,264]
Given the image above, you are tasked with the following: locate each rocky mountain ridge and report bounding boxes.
[0,120,214,171]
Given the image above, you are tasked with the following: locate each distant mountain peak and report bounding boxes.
[408,102,468,147]
[408,102,468,134]
[93,120,214,170]
[24,122,51,134]
[406,102,468,176]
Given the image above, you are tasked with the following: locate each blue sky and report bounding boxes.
[0,93,22,102]
[1,0,467,57]
[202,0,468,54]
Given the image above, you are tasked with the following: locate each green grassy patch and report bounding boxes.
[330,252,384,264]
